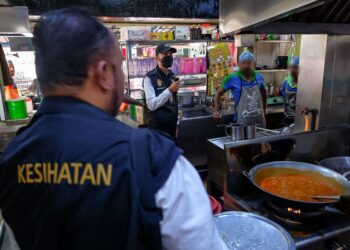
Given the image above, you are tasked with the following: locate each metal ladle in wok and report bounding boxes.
[312,195,350,202]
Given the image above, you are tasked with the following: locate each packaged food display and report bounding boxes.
[207,43,235,96]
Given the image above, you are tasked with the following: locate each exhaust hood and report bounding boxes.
[220,0,350,34]
[0,2,31,37]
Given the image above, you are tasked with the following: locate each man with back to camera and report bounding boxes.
[213,51,267,127]
[0,8,227,250]
[143,43,180,139]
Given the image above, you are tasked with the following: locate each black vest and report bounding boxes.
[0,97,181,250]
[146,67,178,125]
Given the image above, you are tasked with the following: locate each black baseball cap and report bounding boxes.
[155,43,177,55]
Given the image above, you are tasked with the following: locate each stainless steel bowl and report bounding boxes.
[214,211,295,250]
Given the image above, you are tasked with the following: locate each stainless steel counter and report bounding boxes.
[178,107,234,167]
[208,127,284,150]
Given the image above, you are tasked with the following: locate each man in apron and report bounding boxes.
[213,51,266,127]
[281,57,299,126]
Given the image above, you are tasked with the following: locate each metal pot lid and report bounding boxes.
[214,211,295,250]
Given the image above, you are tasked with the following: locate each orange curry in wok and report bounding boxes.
[256,168,342,202]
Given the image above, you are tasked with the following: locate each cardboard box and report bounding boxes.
[120,27,151,41]
[136,105,148,125]
[175,26,190,40]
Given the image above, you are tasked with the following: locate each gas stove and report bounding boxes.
[214,127,350,250]
[225,189,350,250]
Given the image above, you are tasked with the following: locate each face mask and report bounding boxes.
[161,56,173,68]
[241,68,253,77]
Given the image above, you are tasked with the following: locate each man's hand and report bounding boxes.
[212,111,221,121]
[213,88,225,122]
[168,80,181,93]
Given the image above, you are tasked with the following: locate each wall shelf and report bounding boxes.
[256,69,288,73]
[128,73,207,79]
[120,39,234,45]
[256,40,293,44]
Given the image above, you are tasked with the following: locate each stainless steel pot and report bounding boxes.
[214,211,295,250]
[319,156,350,180]
[178,89,194,106]
[244,123,256,139]
[244,161,350,210]
[196,90,206,106]
[225,123,244,141]
[266,83,275,97]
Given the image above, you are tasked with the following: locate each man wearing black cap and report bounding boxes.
[143,44,180,139]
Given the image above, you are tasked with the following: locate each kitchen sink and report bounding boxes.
[182,108,212,119]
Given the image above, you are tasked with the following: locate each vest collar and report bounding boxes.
[156,65,172,78]
[36,96,115,121]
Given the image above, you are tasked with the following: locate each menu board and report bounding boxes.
[207,43,234,96]
[9,0,219,18]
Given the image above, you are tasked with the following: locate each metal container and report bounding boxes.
[214,211,295,250]
[244,161,350,210]
[244,123,256,139]
[266,83,275,97]
[319,156,350,180]
[178,89,194,106]
[225,123,244,141]
[196,90,206,106]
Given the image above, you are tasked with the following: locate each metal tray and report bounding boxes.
[214,211,295,250]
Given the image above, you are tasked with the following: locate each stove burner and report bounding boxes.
[271,213,303,226]
[266,201,324,222]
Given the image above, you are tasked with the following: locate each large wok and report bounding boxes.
[319,156,350,180]
[243,161,350,210]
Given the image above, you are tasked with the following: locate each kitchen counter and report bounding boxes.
[178,106,234,167]
[0,122,26,152]
[208,127,284,150]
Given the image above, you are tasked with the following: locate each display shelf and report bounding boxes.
[120,39,234,45]
[128,73,207,79]
[121,38,216,101]
[256,40,293,44]
[180,83,206,87]
[120,40,210,45]
[256,69,288,73]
